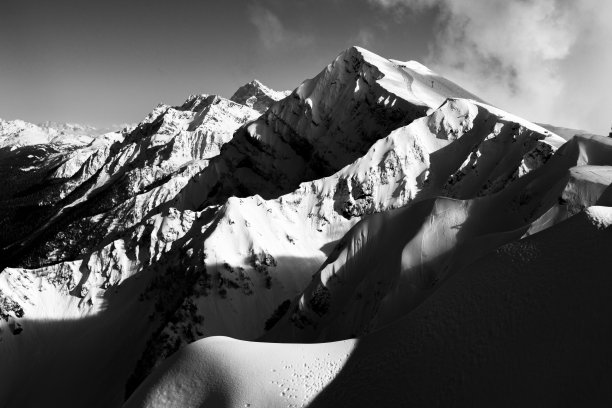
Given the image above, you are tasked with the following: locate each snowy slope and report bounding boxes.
[308,205,612,407]
[1,45,606,408]
[125,336,357,408]
[537,122,594,141]
[389,59,485,109]
[0,118,127,148]
[125,205,612,407]
[265,133,612,342]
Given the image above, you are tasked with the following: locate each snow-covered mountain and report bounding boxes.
[230,79,291,113]
[1,46,612,408]
[0,118,129,148]
[127,200,612,408]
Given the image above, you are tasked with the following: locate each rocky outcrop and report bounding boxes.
[230,79,290,114]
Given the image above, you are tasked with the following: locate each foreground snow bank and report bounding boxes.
[125,336,356,408]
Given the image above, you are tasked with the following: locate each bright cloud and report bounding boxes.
[353,28,375,48]
[368,0,612,134]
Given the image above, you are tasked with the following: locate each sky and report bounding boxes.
[1,0,610,134]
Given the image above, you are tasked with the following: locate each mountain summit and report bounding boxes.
[230,79,291,113]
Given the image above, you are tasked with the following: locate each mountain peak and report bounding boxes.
[249,79,265,87]
[230,79,290,114]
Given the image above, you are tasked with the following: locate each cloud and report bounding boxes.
[248,5,314,50]
[353,28,375,48]
[368,0,612,134]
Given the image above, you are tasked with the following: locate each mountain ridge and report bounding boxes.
[1,46,610,408]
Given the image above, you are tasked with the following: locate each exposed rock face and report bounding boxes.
[230,79,290,114]
[0,94,259,267]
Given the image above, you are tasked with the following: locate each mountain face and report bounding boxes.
[1,46,612,408]
[0,94,261,267]
[230,79,291,113]
[129,201,612,408]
